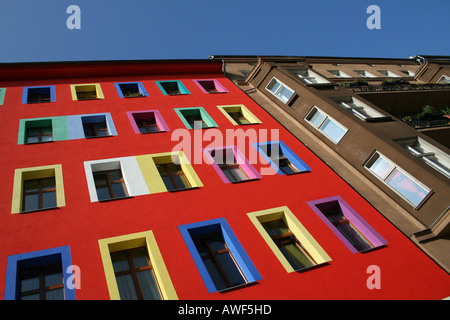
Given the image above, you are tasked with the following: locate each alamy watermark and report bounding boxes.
[367,5,381,30]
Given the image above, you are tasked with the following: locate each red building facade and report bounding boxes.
[0,60,448,300]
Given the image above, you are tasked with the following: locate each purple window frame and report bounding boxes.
[203,145,262,183]
[126,110,170,134]
[307,196,387,253]
[193,79,228,94]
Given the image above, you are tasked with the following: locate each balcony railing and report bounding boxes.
[404,117,450,130]
[341,81,450,92]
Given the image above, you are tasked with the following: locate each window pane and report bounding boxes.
[20,272,40,292]
[111,251,130,273]
[44,266,63,287]
[24,193,39,211]
[24,180,39,192]
[279,158,299,174]
[46,288,64,300]
[228,166,248,182]
[42,177,56,190]
[369,156,394,179]
[281,242,315,269]
[116,274,139,300]
[320,118,347,143]
[203,258,227,291]
[267,79,281,94]
[96,186,111,201]
[337,224,373,252]
[42,191,57,208]
[386,169,428,207]
[137,270,162,300]
[277,86,294,103]
[216,252,246,287]
[309,109,326,127]
[21,293,40,300]
[111,182,127,198]
[131,248,150,268]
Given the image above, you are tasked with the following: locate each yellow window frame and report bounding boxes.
[98,230,178,300]
[217,104,262,125]
[70,83,104,101]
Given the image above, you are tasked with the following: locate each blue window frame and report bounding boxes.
[179,218,261,293]
[252,140,311,175]
[114,82,149,98]
[22,86,56,104]
[4,246,76,300]
[155,80,190,95]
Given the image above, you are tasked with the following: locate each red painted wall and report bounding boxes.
[0,62,449,300]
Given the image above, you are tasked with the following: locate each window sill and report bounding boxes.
[24,140,54,145]
[167,186,200,193]
[98,195,133,203]
[20,206,59,214]
[229,178,260,184]
[84,135,113,139]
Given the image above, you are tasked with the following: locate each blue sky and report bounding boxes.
[0,0,449,63]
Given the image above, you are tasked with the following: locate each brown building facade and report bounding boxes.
[212,55,450,272]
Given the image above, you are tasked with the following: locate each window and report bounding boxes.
[400,70,415,77]
[25,119,53,143]
[252,141,311,175]
[305,107,348,144]
[203,146,262,183]
[193,79,228,94]
[11,165,65,214]
[82,115,110,138]
[0,87,5,105]
[307,196,387,253]
[4,246,76,300]
[70,83,104,100]
[378,70,401,77]
[354,70,376,78]
[327,70,351,78]
[135,151,203,194]
[292,69,330,84]
[93,169,128,201]
[437,75,450,84]
[396,137,450,179]
[114,82,148,98]
[99,231,178,300]
[127,110,170,134]
[266,77,294,103]
[22,86,55,104]
[247,206,331,273]
[84,157,151,202]
[22,177,56,212]
[330,96,387,121]
[364,152,432,208]
[157,162,191,191]
[174,107,218,129]
[156,80,190,95]
[217,104,261,126]
[178,218,262,293]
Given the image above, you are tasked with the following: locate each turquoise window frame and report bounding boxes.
[114,82,149,98]
[155,80,190,95]
[0,88,6,105]
[4,246,76,300]
[174,107,218,129]
[178,218,262,293]
[18,117,69,145]
[252,140,311,175]
[22,86,56,104]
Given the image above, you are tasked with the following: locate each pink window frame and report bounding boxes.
[126,110,170,134]
[202,145,262,183]
[193,79,228,94]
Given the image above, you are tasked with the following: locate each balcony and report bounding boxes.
[341,80,450,93]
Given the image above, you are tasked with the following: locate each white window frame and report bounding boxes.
[437,75,450,84]
[364,152,432,208]
[293,69,330,84]
[354,70,376,78]
[400,70,415,77]
[265,77,295,104]
[378,70,401,77]
[396,137,450,179]
[304,106,348,144]
[331,96,385,121]
[327,70,351,78]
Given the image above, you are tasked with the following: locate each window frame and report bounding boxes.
[98,230,178,300]
[265,77,295,103]
[217,104,261,126]
[93,168,129,201]
[307,196,388,253]
[330,96,389,122]
[0,87,5,105]
[364,152,433,208]
[247,206,331,273]
[193,79,228,94]
[114,82,149,98]
[178,218,262,293]
[292,69,331,84]
[203,146,262,184]
[174,107,218,130]
[127,110,170,134]
[252,140,311,175]
[11,164,65,214]
[155,80,190,96]
[305,106,348,144]
[70,83,104,101]
[4,246,76,300]
[22,86,56,104]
